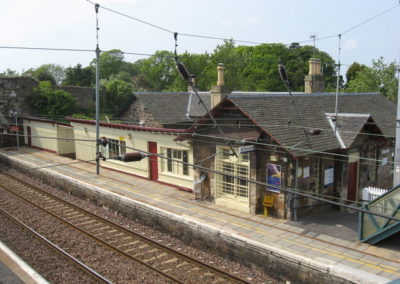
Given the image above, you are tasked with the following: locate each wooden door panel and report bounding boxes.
[148,141,158,181]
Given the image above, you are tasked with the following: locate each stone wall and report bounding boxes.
[0,77,37,118]
[59,86,98,112]
[120,100,163,128]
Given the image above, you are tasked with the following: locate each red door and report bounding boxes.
[347,162,358,202]
[148,141,158,181]
[27,126,32,147]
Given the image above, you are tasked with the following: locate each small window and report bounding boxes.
[104,138,126,158]
[164,148,189,176]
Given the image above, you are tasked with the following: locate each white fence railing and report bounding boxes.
[362,186,389,202]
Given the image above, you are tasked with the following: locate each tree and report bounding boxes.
[91,49,125,80]
[345,62,367,85]
[63,64,94,86]
[132,51,176,91]
[103,79,133,113]
[346,57,398,102]
[0,69,18,77]
[27,81,78,116]
[23,64,65,85]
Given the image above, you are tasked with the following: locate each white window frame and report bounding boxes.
[103,138,126,159]
[215,146,250,200]
[162,147,189,176]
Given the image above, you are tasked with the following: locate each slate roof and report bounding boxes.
[325,114,382,149]
[118,92,211,126]
[228,92,395,157]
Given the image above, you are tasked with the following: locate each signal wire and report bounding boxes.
[90,138,391,210]
[85,0,399,47]
[103,139,400,222]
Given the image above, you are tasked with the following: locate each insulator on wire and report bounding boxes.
[99,137,108,147]
[111,152,148,162]
[278,63,289,84]
[175,57,191,82]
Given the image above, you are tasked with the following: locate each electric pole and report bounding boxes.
[393,65,400,186]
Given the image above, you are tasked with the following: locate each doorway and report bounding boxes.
[347,153,360,202]
[27,126,32,147]
[148,141,158,181]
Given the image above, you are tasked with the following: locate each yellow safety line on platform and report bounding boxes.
[360,257,382,265]
[7,149,400,277]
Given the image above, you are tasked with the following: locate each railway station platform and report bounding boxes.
[0,241,48,284]
[0,147,399,284]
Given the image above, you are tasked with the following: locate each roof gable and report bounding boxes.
[227,92,395,156]
[118,92,211,126]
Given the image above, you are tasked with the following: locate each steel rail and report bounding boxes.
[0,207,113,284]
[0,172,251,284]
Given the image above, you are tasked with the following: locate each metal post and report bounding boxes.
[393,66,400,186]
[94,3,101,175]
[15,111,19,148]
[95,45,100,175]
[334,34,341,133]
[293,158,299,221]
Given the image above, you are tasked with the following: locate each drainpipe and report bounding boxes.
[15,111,19,148]
[292,158,299,221]
[393,65,400,186]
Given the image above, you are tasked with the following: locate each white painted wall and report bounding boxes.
[70,122,194,190]
[23,119,58,152]
[57,126,75,155]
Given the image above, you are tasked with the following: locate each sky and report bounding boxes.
[0,0,399,77]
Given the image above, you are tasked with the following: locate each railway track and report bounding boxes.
[0,207,113,284]
[0,172,251,284]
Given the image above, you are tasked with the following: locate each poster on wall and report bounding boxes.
[303,167,310,179]
[267,163,281,192]
[324,167,334,187]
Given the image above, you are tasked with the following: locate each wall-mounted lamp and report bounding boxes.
[270,154,278,162]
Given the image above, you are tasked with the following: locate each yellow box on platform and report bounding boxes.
[263,195,275,217]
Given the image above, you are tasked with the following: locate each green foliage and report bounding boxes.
[132,50,177,91]
[346,57,398,102]
[18,42,339,97]
[0,69,19,77]
[345,62,367,85]
[28,81,78,116]
[71,113,93,120]
[128,40,337,93]
[63,64,94,86]
[103,79,134,113]
[23,64,65,85]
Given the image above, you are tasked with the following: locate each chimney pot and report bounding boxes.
[304,58,325,93]
[217,63,225,86]
[308,58,322,76]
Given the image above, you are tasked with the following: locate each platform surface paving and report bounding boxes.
[1,147,399,283]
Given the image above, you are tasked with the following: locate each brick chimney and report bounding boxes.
[304,58,325,93]
[211,63,229,108]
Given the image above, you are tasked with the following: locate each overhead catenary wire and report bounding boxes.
[0,45,353,68]
[2,128,393,169]
[84,0,400,48]
[10,111,396,140]
[2,125,390,209]
[6,113,396,166]
[72,138,392,210]
[103,139,400,221]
